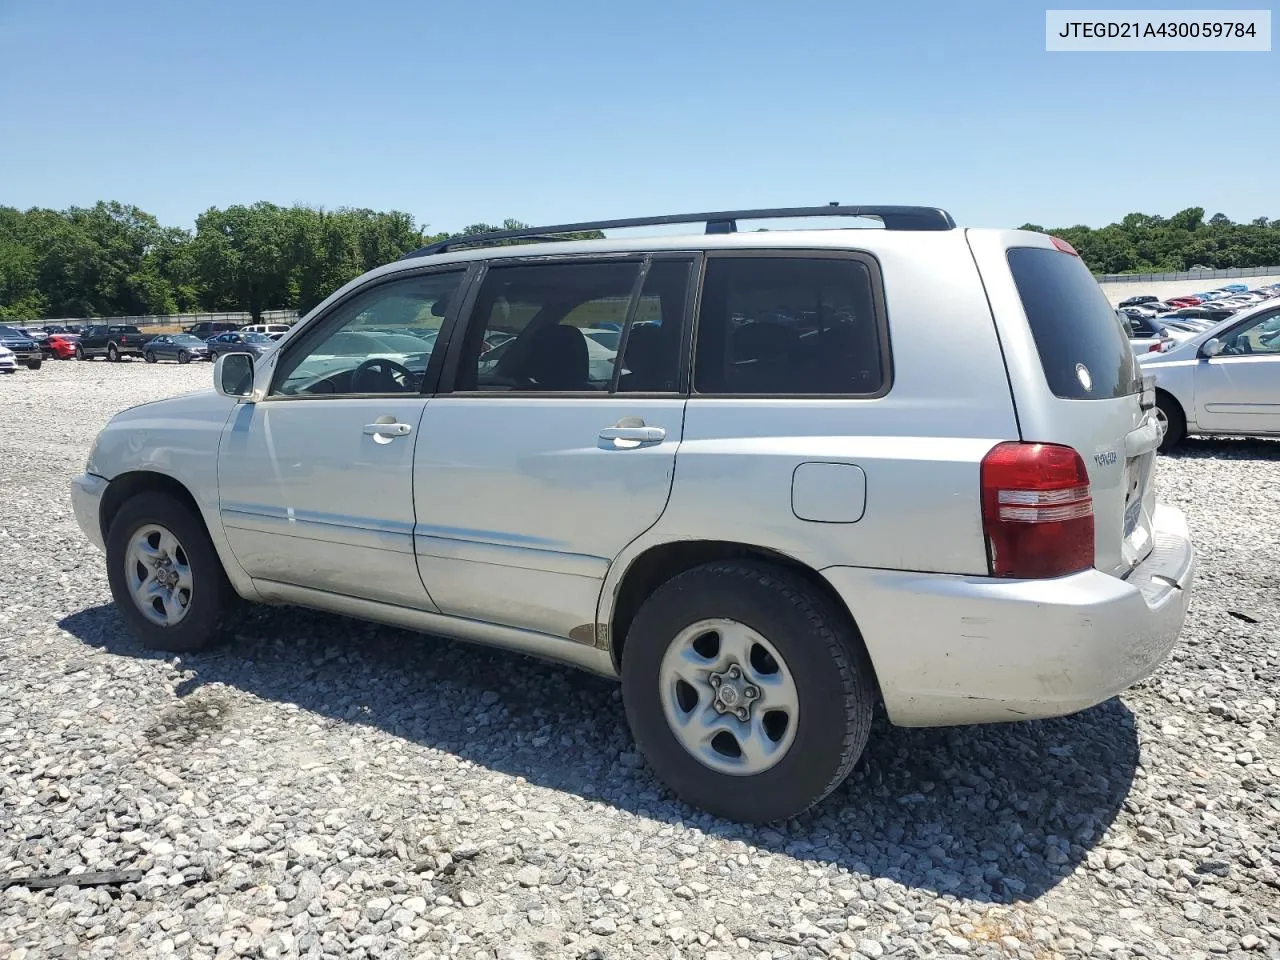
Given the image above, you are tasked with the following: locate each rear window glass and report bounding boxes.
[1007,247,1137,400]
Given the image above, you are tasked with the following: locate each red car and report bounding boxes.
[1167,296,1202,307]
[40,334,79,360]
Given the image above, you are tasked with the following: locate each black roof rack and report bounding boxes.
[402,204,956,258]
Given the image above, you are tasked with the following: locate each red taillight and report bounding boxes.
[1148,342,1163,353]
[980,442,1094,579]
[1050,236,1079,256]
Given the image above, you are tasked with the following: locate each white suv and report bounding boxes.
[71,205,1196,823]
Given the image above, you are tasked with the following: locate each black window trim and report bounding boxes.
[261,262,478,402]
[436,250,702,398]
[688,248,894,401]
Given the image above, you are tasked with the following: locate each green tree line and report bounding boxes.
[0,202,598,322]
[1021,207,1280,275]
[6,202,1279,321]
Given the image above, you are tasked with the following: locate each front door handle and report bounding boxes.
[599,425,665,443]
[363,421,413,438]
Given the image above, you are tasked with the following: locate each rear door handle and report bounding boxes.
[599,425,665,443]
[363,422,413,438]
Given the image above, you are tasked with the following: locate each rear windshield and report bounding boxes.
[1007,246,1137,400]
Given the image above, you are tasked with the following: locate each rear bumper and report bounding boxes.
[71,473,109,553]
[823,503,1195,726]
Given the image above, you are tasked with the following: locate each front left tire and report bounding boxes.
[105,492,238,652]
[24,359,41,370]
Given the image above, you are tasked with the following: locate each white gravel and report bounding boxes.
[1,359,1278,960]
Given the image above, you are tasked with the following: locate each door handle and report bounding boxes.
[599,425,665,443]
[363,421,412,438]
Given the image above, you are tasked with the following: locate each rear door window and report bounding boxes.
[693,255,886,395]
[1007,247,1137,400]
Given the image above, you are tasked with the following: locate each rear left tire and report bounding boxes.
[25,359,41,370]
[621,560,876,824]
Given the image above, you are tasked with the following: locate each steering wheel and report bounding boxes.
[351,357,416,393]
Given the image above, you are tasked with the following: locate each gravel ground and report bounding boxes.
[1,359,1278,960]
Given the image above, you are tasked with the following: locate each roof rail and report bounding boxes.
[402,204,956,258]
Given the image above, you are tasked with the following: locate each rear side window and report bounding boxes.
[694,256,885,395]
[1007,247,1137,400]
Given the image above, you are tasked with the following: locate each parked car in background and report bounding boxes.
[1120,313,1171,355]
[1220,283,1249,293]
[1119,295,1158,307]
[0,325,43,369]
[72,206,1195,824]
[77,324,158,361]
[205,331,277,359]
[40,333,79,360]
[241,323,292,340]
[144,334,212,364]
[0,345,16,373]
[1142,301,1280,451]
[1164,305,1237,324]
[185,321,241,339]
[1125,313,1196,346]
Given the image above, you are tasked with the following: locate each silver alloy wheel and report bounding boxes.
[124,524,194,627]
[658,617,800,776]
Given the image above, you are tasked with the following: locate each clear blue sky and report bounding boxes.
[1,0,1275,234]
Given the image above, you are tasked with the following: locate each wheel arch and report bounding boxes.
[1154,386,1186,421]
[604,538,882,698]
[100,470,204,546]
[98,469,264,602]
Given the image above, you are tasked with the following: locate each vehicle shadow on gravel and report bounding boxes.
[61,602,1140,905]
[1166,436,1280,462]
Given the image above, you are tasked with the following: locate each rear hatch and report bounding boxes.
[968,231,1159,578]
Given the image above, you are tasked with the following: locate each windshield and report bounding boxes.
[244,333,273,343]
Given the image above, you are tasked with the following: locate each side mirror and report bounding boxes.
[214,352,255,399]
[1200,338,1225,358]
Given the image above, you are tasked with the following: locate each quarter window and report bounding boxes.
[693,256,885,395]
[271,271,462,396]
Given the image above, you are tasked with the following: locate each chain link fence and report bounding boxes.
[1096,265,1280,284]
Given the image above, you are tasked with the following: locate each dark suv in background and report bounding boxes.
[185,321,241,339]
[0,325,43,369]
